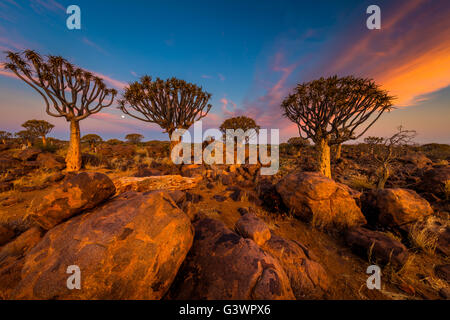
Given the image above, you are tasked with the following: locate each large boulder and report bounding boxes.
[12,191,194,299]
[170,218,295,300]
[345,227,409,267]
[399,153,432,169]
[0,227,43,299]
[114,175,201,194]
[419,166,450,198]
[276,171,366,230]
[27,172,116,230]
[362,188,433,227]
[0,225,15,246]
[15,148,41,161]
[261,234,329,299]
[235,212,271,246]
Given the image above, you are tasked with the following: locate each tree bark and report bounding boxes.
[377,164,389,189]
[316,139,331,178]
[335,143,342,160]
[66,120,82,172]
[42,135,47,147]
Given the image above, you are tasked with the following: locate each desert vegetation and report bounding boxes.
[0,50,449,301]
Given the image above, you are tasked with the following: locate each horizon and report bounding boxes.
[1,0,449,143]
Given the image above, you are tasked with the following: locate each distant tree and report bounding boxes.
[106,139,123,145]
[81,134,103,153]
[15,130,37,147]
[371,126,417,189]
[281,76,394,178]
[364,136,384,155]
[4,50,117,171]
[125,133,144,144]
[21,119,54,147]
[0,131,12,144]
[287,137,310,147]
[119,76,212,152]
[219,116,260,143]
[330,128,356,161]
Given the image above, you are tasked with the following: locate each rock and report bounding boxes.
[261,234,329,299]
[36,152,65,171]
[45,172,65,183]
[12,191,194,299]
[362,188,433,227]
[276,171,366,230]
[170,218,294,300]
[15,148,41,161]
[133,166,162,177]
[345,227,409,267]
[0,227,43,299]
[420,166,450,198]
[258,178,286,213]
[227,186,244,201]
[180,164,206,178]
[114,175,201,194]
[167,190,186,206]
[439,287,450,299]
[185,192,203,203]
[213,194,226,202]
[235,212,271,246]
[27,172,116,230]
[399,153,432,169]
[0,225,15,246]
[434,264,450,282]
[0,227,43,263]
[220,173,233,186]
[0,181,13,193]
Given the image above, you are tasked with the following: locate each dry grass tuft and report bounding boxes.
[408,222,438,255]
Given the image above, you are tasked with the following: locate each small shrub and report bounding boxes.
[408,222,438,255]
[347,174,375,191]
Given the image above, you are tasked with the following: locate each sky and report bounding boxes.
[0,0,449,143]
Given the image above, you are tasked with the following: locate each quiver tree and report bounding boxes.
[21,119,54,147]
[281,75,394,178]
[0,131,12,144]
[364,136,384,155]
[219,116,260,143]
[371,126,417,189]
[15,130,36,147]
[119,76,212,152]
[81,134,103,153]
[125,133,144,144]
[4,50,117,171]
[330,128,355,161]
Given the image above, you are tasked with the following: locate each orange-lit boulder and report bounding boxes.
[27,172,116,230]
[276,171,366,230]
[170,218,294,300]
[12,191,194,300]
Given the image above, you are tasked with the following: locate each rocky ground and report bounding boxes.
[0,141,449,300]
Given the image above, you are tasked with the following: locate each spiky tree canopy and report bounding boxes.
[281,76,394,145]
[21,119,54,137]
[219,116,260,135]
[0,131,12,142]
[15,130,36,141]
[81,134,103,145]
[119,76,212,135]
[125,133,144,144]
[3,50,117,121]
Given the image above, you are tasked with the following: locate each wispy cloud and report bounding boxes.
[30,0,65,15]
[82,37,109,56]
[218,73,225,81]
[201,74,212,79]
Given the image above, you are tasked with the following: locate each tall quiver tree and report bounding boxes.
[21,119,54,147]
[281,76,394,178]
[4,50,117,171]
[119,76,212,152]
[81,134,103,153]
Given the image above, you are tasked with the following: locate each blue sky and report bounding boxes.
[1,0,449,143]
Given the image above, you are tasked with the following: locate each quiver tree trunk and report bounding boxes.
[42,135,47,147]
[377,163,389,189]
[335,144,342,160]
[66,120,82,172]
[316,139,331,178]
